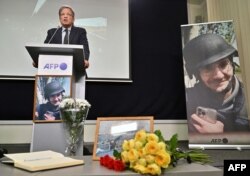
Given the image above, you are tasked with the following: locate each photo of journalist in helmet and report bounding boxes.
[182,30,250,134]
[34,77,71,121]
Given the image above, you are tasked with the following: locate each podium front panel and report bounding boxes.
[38,55,73,75]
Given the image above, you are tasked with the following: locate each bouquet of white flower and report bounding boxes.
[59,98,91,156]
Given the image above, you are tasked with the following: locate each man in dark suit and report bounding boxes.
[41,5,90,99]
[44,5,90,69]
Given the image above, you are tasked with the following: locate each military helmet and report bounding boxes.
[44,81,65,99]
[183,33,237,79]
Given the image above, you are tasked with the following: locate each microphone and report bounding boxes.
[47,25,60,44]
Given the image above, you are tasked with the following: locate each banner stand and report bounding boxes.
[181,21,250,150]
[189,144,250,150]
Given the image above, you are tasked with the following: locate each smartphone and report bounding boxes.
[196,106,217,124]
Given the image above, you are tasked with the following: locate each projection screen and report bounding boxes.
[0,0,130,82]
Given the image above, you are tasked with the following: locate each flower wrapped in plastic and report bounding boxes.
[100,129,211,175]
[59,98,91,156]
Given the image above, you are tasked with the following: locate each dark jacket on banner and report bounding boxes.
[186,75,250,133]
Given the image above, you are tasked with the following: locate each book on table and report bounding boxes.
[2,150,84,172]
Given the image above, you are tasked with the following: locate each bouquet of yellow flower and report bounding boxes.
[120,129,171,175]
[108,129,211,175]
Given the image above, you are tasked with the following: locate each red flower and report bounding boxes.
[114,159,125,171]
[100,155,126,172]
[100,155,106,166]
[107,157,114,169]
[100,155,111,168]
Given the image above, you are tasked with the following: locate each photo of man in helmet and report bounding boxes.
[34,77,70,121]
[182,31,250,134]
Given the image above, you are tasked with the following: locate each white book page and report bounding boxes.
[4,150,63,162]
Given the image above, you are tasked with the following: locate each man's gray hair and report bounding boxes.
[58,5,75,17]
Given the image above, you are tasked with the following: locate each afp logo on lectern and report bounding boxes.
[224,160,250,176]
[43,62,68,70]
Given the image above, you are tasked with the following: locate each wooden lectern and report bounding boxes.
[25,43,86,155]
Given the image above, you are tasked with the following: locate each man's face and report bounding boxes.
[59,8,74,28]
[199,58,233,93]
[49,93,63,106]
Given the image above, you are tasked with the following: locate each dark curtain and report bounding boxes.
[86,0,188,120]
[0,79,34,120]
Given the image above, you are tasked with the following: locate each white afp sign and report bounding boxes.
[38,55,73,75]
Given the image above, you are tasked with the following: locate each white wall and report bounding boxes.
[187,0,207,24]
[0,121,188,144]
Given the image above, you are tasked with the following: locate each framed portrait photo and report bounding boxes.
[33,75,72,123]
[92,116,154,160]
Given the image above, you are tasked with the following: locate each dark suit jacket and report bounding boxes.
[44,26,90,60]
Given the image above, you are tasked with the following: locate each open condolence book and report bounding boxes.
[3,150,84,172]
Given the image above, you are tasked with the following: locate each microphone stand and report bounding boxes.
[48,26,61,44]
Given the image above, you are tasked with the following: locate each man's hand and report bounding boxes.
[44,113,56,120]
[32,62,38,68]
[84,60,89,69]
[191,114,224,133]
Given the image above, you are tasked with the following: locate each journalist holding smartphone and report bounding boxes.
[183,33,250,134]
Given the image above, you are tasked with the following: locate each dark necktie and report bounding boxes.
[63,29,69,44]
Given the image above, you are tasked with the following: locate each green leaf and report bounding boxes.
[113,149,121,160]
[154,130,165,142]
[168,134,178,152]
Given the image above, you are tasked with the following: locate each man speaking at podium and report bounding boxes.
[44,5,90,99]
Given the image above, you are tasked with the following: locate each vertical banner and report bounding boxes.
[181,21,250,149]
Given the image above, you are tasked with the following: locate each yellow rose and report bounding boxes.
[158,141,166,150]
[147,163,161,175]
[121,151,129,163]
[134,141,143,150]
[155,150,171,168]
[144,154,155,164]
[128,139,135,149]
[144,141,160,155]
[122,140,129,151]
[135,129,147,143]
[137,148,144,158]
[133,164,147,174]
[137,158,147,166]
[128,149,139,163]
[147,133,159,142]
[122,139,136,151]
